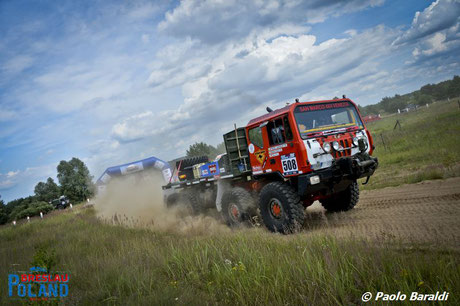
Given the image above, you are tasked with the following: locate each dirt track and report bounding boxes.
[303,177,460,248]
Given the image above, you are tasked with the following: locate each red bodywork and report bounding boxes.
[245,99,374,180]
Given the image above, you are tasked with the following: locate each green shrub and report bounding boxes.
[9,201,54,221]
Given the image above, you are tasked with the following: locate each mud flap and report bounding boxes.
[215,180,231,212]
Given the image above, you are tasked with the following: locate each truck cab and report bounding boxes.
[245,98,378,206]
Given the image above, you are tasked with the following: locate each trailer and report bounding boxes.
[163,98,378,234]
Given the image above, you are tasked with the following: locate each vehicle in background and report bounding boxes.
[49,195,70,210]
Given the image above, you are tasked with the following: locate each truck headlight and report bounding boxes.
[323,142,331,152]
[353,137,359,146]
[332,141,340,151]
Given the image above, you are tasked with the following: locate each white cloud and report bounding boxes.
[111,111,156,142]
[2,55,34,75]
[158,0,384,44]
[393,0,460,45]
[393,0,460,63]
[0,179,15,190]
[109,24,398,161]
[7,170,20,178]
[0,164,55,191]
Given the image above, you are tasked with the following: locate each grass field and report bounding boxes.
[1,99,460,305]
[363,99,460,189]
[0,208,458,305]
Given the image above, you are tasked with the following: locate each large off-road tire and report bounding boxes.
[165,193,181,208]
[321,180,359,212]
[221,187,255,227]
[176,156,209,169]
[259,182,305,234]
[186,189,204,215]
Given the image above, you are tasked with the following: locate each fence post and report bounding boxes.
[380,134,387,151]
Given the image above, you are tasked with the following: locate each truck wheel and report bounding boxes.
[221,187,255,227]
[165,193,181,208]
[259,182,305,234]
[321,180,359,212]
[187,190,203,215]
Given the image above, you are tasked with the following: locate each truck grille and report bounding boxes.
[334,138,352,158]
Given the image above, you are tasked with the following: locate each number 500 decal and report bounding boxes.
[281,153,298,175]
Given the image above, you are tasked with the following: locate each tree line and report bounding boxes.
[186,142,226,159]
[359,75,460,116]
[0,157,94,224]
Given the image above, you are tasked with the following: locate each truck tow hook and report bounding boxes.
[362,176,371,185]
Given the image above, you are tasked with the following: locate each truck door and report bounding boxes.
[265,116,300,177]
[247,124,266,175]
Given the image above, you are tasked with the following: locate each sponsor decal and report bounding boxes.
[209,164,217,174]
[297,102,350,112]
[255,150,266,164]
[154,160,165,169]
[120,162,144,174]
[268,144,287,157]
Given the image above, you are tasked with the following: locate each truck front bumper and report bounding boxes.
[297,153,378,196]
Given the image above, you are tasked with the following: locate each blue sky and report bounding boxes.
[1,0,459,202]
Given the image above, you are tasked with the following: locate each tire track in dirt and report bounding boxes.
[302,177,460,248]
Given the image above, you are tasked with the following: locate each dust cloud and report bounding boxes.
[94,171,230,235]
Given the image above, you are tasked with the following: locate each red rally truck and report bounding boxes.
[163,98,378,234]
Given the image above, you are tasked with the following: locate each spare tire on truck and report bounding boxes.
[176,156,209,169]
[176,156,209,181]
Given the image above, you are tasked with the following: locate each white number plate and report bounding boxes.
[281,153,298,175]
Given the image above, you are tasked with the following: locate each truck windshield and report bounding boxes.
[294,101,364,139]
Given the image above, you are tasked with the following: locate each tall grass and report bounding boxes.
[1,208,458,305]
[362,99,460,189]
